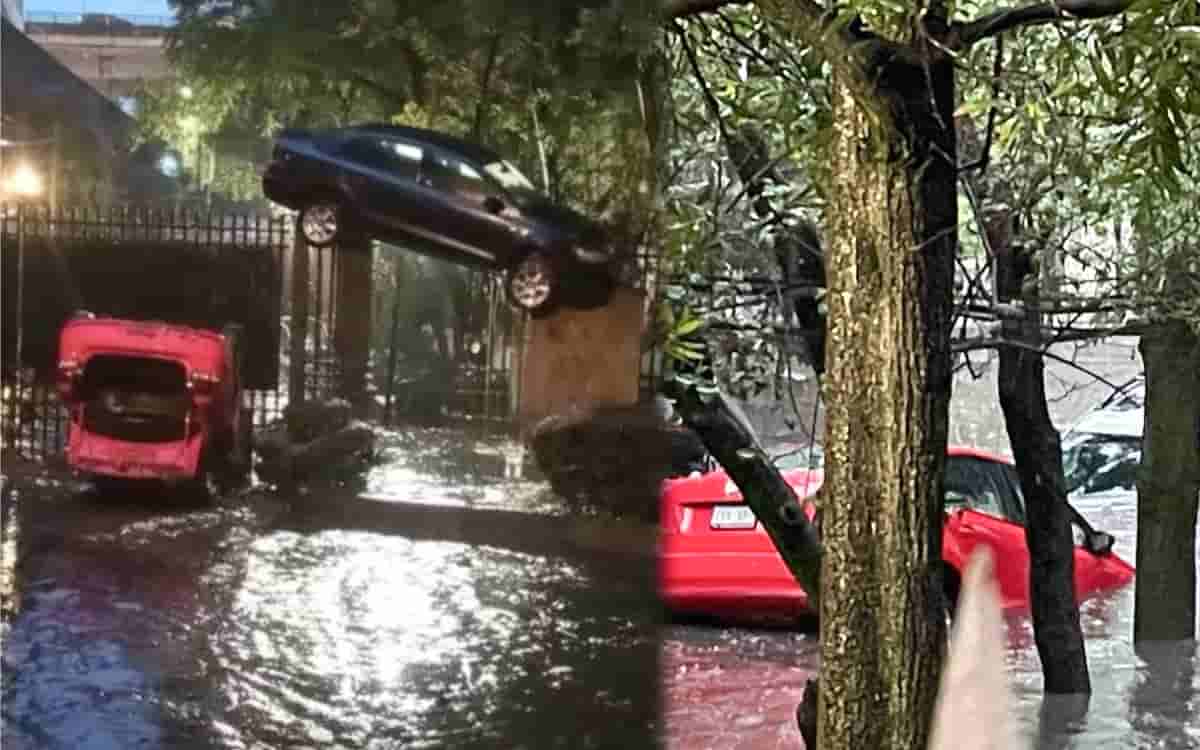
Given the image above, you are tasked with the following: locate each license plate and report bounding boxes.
[710,504,757,530]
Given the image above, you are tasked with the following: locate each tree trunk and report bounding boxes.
[288,231,311,408]
[1134,321,1200,642]
[816,59,956,749]
[673,388,823,598]
[990,228,1089,692]
[997,323,1090,693]
[383,268,404,426]
[334,240,374,417]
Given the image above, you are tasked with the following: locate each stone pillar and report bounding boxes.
[334,238,373,417]
[517,287,645,430]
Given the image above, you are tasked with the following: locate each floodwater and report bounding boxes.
[0,427,660,750]
[4,422,1198,750]
[662,489,1200,749]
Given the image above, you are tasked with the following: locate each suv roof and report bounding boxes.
[341,123,502,165]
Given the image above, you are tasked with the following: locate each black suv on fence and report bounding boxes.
[262,123,617,317]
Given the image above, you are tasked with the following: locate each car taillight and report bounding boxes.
[56,359,81,400]
[189,372,220,399]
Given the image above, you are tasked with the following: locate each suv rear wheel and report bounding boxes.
[506,252,559,318]
[298,198,342,247]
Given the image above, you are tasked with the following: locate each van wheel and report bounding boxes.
[298,199,342,247]
[506,252,559,317]
[182,447,220,505]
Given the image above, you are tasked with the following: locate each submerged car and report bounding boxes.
[56,314,250,498]
[1062,377,1144,496]
[262,123,617,317]
[659,445,1135,623]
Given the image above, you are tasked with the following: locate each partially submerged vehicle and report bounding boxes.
[56,314,250,498]
[1062,376,1144,496]
[659,445,1136,624]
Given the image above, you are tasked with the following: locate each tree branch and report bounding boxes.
[949,0,1133,49]
[953,337,1128,391]
[661,0,753,19]
[958,35,1003,174]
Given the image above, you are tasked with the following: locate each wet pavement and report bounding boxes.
[1,427,660,750]
[662,489,1200,749]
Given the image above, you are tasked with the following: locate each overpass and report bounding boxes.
[24,11,173,105]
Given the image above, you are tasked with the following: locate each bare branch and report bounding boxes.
[953,337,1127,391]
[673,20,731,142]
[949,0,1133,49]
[958,36,1003,174]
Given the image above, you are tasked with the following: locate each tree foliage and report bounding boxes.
[155,0,660,222]
[660,0,1198,743]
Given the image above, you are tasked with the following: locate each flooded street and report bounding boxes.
[662,490,1200,749]
[4,424,1198,750]
[1,427,660,750]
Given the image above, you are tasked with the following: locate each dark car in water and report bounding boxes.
[262,123,617,316]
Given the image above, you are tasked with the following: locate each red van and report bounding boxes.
[56,314,250,498]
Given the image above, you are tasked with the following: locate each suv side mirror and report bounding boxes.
[483,195,505,214]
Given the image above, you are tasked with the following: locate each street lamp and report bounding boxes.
[5,163,44,197]
[5,161,44,425]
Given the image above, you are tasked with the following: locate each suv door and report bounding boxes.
[420,148,521,265]
[336,135,425,230]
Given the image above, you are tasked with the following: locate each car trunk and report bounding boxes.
[78,355,191,443]
[663,469,822,533]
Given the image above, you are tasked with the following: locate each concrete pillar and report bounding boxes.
[517,287,645,430]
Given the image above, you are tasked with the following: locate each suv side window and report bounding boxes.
[340,136,422,179]
[423,151,500,203]
[379,139,423,179]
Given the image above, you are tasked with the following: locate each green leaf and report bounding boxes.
[675,317,704,336]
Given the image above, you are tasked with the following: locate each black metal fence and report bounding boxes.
[0,204,529,459]
[0,204,292,460]
[0,204,667,460]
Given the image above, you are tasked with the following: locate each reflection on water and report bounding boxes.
[207,531,657,749]
[663,489,1200,750]
[361,428,560,514]
[2,428,659,750]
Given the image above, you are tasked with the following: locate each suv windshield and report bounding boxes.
[1062,433,1142,495]
[483,160,543,206]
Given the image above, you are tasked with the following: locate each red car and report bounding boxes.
[659,445,1135,623]
[56,315,249,497]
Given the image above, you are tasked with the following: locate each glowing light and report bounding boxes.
[179,85,194,100]
[4,163,42,197]
[158,153,181,177]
